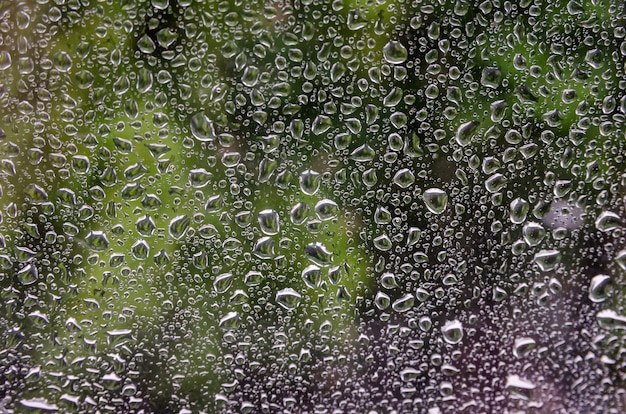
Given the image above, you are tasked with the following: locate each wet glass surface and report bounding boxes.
[0,0,625,412]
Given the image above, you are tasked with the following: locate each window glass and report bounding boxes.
[1,0,625,412]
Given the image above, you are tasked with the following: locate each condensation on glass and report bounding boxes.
[0,0,625,412]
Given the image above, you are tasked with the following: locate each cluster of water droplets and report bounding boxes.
[0,0,625,412]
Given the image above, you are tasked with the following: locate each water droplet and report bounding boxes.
[480,66,501,89]
[374,292,390,310]
[19,399,58,412]
[393,168,415,188]
[290,202,310,225]
[190,113,216,141]
[509,198,529,224]
[374,234,393,251]
[136,215,156,236]
[302,265,322,288]
[455,121,479,146]
[533,250,561,271]
[505,375,536,400]
[595,211,621,232]
[276,288,302,310]
[400,368,420,381]
[131,240,150,260]
[441,320,463,344]
[383,40,408,64]
[380,272,399,289]
[214,273,234,294]
[169,215,191,240]
[219,312,240,329]
[24,184,48,204]
[311,115,332,135]
[588,274,611,303]
[315,199,339,221]
[407,227,421,246]
[392,294,415,313]
[299,170,321,195]
[513,337,536,358]
[253,236,275,259]
[85,231,109,251]
[53,51,72,72]
[423,188,448,214]
[350,144,376,162]
[523,222,546,246]
[304,242,333,267]
[17,264,38,285]
[596,310,626,330]
[258,209,280,235]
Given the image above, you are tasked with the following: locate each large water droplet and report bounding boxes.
[17,264,38,285]
[85,231,109,251]
[214,273,234,294]
[304,242,333,267]
[302,265,322,288]
[190,113,216,141]
[373,234,393,251]
[441,320,463,344]
[596,310,626,330]
[455,121,479,146]
[505,375,535,400]
[290,202,310,225]
[219,312,240,329]
[595,211,621,232]
[253,236,275,259]
[258,209,280,235]
[393,168,415,188]
[392,294,415,313]
[189,168,212,188]
[169,215,191,240]
[513,337,536,358]
[315,199,339,221]
[509,198,529,224]
[299,170,321,195]
[19,399,59,412]
[588,274,611,303]
[400,367,420,381]
[523,222,546,246]
[423,188,448,214]
[383,40,408,64]
[533,250,561,271]
[276,288,302,310]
